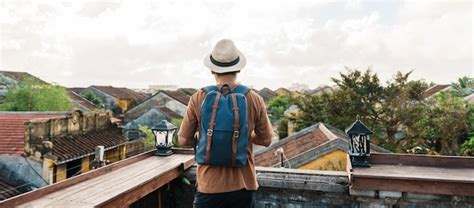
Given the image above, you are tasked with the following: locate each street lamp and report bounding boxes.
[152,120,176,156]
[346,116,373,167]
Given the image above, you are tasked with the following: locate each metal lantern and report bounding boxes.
[346,116,373,167]
[151,120,177,156]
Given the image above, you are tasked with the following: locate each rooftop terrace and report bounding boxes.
[1,150,473,208]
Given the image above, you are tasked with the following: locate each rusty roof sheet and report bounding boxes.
[92,86,147,101]
[52,128,127,164]
[162,90,190,105]
[68,91,97,111]
[422,84,450,98]
[0,178,22,201]
[0,113,66,155]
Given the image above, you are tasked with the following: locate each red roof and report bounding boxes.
[92,86,147,102]
[0,113,65,155]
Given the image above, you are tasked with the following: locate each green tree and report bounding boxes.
[0,79,72,111]
[277,118,288,139]
[450,76,474,97]
[267,95,292,122]
[81,91,102,106]
[171,118,183,147]
[139,125,156,150]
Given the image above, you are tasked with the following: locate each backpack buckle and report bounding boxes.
[207,129,213,136]
[233,131,239,138]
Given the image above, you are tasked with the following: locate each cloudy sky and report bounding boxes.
[0,0,472,90]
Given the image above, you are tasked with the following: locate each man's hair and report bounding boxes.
[212,71,240,76]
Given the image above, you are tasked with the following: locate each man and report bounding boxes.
[178,39,273,208]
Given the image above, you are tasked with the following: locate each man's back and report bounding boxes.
[178,39,272,208]
[178,85,273,193]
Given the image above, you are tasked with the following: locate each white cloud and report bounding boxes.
[0,0,472,90]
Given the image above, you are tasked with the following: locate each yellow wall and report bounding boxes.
[55,164,67,182]
[42,158,55,185]
[298,150,347,171]
[81,157,90,173]
[116,99,134,112]
[105,146,126,164]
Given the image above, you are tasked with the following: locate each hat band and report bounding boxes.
[210,55,240,67]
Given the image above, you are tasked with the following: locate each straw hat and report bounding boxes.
[204,39,246,74]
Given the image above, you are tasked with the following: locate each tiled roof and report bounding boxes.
[0,113,66,155]
[162,90,190,105]
[155,106,182,119]
[68,91,97,111]
[422,84,450,98]
[258,88,277,102]
[52,129,127,164]
[68,87,85,94]
[0,178,22,201]
[92,86,147,102]
[255,122,389,167]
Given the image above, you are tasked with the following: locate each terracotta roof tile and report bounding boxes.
[92,86,147,102]
[52,129,127,163]
[0,113,66,155]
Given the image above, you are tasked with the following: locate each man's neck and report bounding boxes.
[215,76,237,88]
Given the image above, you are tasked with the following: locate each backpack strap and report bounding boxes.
[230,94,240,166]
[202,85,219,93]
[205,92,221,164]
[232,85,250,94]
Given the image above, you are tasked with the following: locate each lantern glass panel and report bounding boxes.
[153,130,167,147]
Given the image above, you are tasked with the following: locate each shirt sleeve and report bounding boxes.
[178,93,199,145]
[251,94,273,147]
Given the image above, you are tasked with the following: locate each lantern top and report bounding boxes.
[345,117,373,135]
[152,120,177,131]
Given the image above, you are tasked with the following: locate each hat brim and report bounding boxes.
[203,50,246,74]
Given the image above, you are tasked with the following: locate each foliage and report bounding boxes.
[268,95,292,122]
[171,118,183,147]
[277,118,288,139]
[139,125,156,150]
[450,76,474,97]
[461,136,474,156]
[81,91,102,106]
[0,78,72,111]
[290,68,472,155]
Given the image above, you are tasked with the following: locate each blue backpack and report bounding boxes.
[195,84,249,167]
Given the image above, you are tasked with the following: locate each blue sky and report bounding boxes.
[0,0,472,90]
